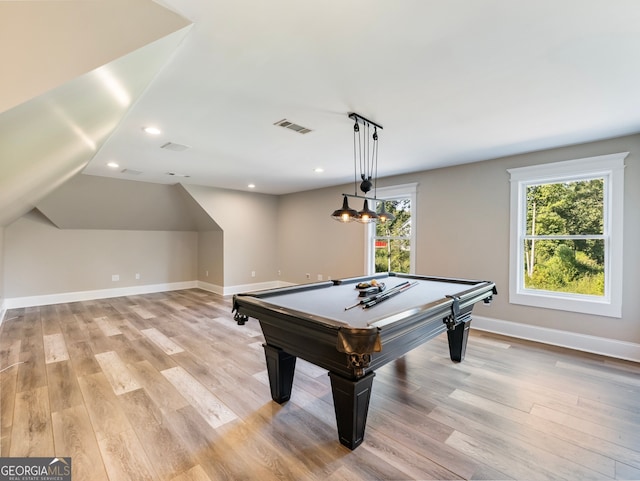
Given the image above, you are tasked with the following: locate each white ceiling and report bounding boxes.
[83,0,640,195]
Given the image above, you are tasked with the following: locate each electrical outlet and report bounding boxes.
[317,274,323,281]
[135,273,140,280]
[205,270,209,277]
[251,271,256,278]
[112,274,119,282]
[306,273,311,279]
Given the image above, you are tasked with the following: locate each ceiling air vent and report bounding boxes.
[160,142,190,152]
[273,118,312,134]
[121,169,143,175]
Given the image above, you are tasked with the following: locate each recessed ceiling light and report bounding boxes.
[314,167,324,173]
[248,184,256,189]
[142,126,161,135]
[107,162,119,168]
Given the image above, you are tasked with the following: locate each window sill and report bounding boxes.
[509,289,621,318]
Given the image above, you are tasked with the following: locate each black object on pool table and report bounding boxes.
[345,281,404,310]
[232,272,497,450]
[356,282,386,297]
[362,280,417,308]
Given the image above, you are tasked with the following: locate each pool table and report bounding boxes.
[232,272,497,449]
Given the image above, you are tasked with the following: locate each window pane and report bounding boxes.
[373,198,412,274]
[375,239,411,273]
[523,239,605,296]
[526,179,604,236]
[375,199,411,237]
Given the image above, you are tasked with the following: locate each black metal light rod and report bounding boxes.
[348,112,383,130]
[342,193,380,201]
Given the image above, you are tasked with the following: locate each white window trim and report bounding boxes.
[364,183,417,275]
[508,152,626,318]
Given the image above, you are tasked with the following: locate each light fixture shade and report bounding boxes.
[355,199,378,224]
[377,200,396,223]
[331,196,358,223]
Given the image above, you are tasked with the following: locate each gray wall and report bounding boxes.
[2,175,220,300]
[198,230,224,285]
[184,184,279,287]
[277,184,367,284]
[0,226,4,306]
[2,177,277,300]
[4,210,197,297]
[278,133,640,345]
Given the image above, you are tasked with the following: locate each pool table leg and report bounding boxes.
[263,344,297,403]
[447,319,471,362]
[328,371,376,450]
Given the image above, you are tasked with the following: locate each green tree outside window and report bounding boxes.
[524,179,605,296]
[374,199,411,273]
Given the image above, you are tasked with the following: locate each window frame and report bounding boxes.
[508,152,626,318]
[364,183,417,275]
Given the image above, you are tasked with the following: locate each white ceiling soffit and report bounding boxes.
[83,0,640,195]
[0,22,192,227]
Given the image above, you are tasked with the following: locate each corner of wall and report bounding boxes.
[0,225,5,327]
[0,297,6,329]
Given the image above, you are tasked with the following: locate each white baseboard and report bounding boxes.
[198,280,294,296]
[192,280,296,296]
[4,279,296,309]
[3,281,198,309]
[0,297,6,329]
[214,281,294,296]
[473,315,640,363]
[195,280,224,296]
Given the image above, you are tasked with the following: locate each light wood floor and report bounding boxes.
[1,289,639,480]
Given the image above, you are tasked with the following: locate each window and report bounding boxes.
[365,184,417,275]
[508,153,626,317]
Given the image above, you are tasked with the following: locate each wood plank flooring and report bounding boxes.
[1,289,639,480]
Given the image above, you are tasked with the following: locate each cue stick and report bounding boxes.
[362,281,418,309]
[344,281,410,310]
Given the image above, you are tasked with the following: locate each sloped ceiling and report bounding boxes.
[0,0,190,113]
[0,0,191,227]
[37,175,220,231]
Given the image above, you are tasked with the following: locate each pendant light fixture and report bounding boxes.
[377,200,395,223]
[331,195,358,223]
[330,113,395,224]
